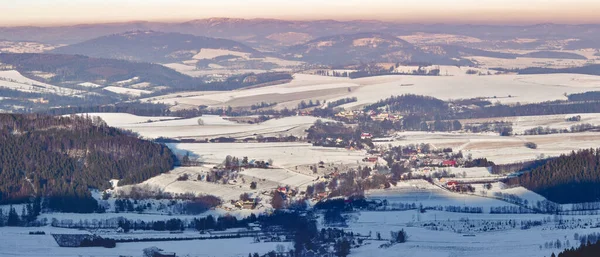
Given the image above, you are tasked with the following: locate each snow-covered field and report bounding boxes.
[116,165,318,201]
[77,82,102,88]
[0,70,80,96]
[116,166,260,201]
[339,73,600,108]
[393,65,499,76]
[129,140,366,198]
[102,86,152,96]
[163,62,272,77]
[147,72,600,111]
[468,55,597,69]
[72,113,181,126]
[112,77,139,86]
[348,210,598,257]
[93,114,331,139]
[192,48,252,60]
[412,166,496,179]
[130,82,152,89]
[168,142,366,168]
[381,131,600,164]
[0,226,289,257]
[239,168,315,188]
[145,74,359,108]
[366,180,520,210]
[461,113,600,134]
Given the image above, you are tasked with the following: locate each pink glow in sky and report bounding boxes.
[2,0,600,26]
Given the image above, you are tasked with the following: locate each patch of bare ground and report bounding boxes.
[524,133,600,144]
[236,79,293,90]
[210,87,358,109]
[431,141,469,149]
[463,141,525,150]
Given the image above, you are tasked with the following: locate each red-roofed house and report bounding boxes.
[441,160,457,167]
[360,133,373,140]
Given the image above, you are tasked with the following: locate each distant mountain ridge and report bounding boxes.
[2,18,600,51]
[285,32,472,65]
[51,31,258,63]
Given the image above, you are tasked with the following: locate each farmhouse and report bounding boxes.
[446,181,459,189]
[297,110,311,116]
[29,97,49,104]
[441,160,457,167]
[235,200,256,210]
[371,113,402,122]
[363,156,379,162]
[336,111,356,119]
[277,187,288,194]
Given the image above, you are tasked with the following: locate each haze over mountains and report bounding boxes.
[32,27,592,68]
[0,17,597,110]
[2,18,600,50]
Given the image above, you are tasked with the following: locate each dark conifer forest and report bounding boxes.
[0,114,175,212]
[511,149,600,204]
[554,240,600,257]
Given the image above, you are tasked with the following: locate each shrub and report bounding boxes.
[525,142,538,149]
[177,174,189,181]
[391,229,408,243]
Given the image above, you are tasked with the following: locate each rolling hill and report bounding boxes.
[51,31,259,63]
[3,19,600,51]
[284,32,471,65]
[0,52,293,103]
[0,113,175,212]
[0,52,200,91]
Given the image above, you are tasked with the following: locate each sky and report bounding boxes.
[2,0,600,26]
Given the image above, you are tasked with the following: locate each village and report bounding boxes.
[172,135,506,214]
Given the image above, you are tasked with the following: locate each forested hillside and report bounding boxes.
[554,240,600,257]
[365,94,451,116]
[0,53,200,90]
[0,114,175,212]
[518,64,600,76]
[450,100,600,120]
[512,149,600,204]
[0,53,292,94]
[285,32,470,65]
[52,31,258,63]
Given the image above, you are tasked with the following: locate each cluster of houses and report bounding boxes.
[221,157,271,170]
[362,145,464,178]
[234,199,257,210]
[370,112,402,122]
[362,156,379,163]
[29,97,49,104]
[297,110,312,116]
[440,179,476,193]
[335,110,361,119]
[400,149,459,168]
[334,110,403,122]
[0,64,14,70]
[275,186,299,200]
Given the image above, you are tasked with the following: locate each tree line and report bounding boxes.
[508,148,600,204]
[0,113,175,212]
[553,239,600,257]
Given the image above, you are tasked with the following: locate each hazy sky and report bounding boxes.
[3,0,600,26]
